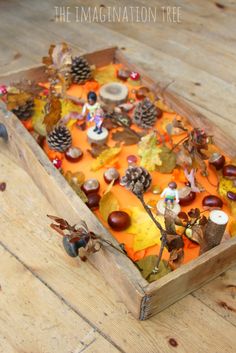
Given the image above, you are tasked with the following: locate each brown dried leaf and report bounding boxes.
[189,224,204,244]
[43,97,62,133]
[188,208,200,219]
[112,128,140,146]
[164,208,177,235]
[156,145,176,174]
[87,143,109,158]
[169,248,184,270]
[7,92,32,111]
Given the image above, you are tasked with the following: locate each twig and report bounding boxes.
[138,195,167,271]
[170,135,189,152]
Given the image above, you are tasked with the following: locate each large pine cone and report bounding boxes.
[47,125,72,152]
[133,98,161,128]
[120,166,152,196]
[71,56,92,84]
[12,99,34,120]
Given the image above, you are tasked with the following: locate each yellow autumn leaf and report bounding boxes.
[138,132,162,172]
[126,207,168,253]
[99,191,120,221]
[93,64,120,85]
[32,98,47,136]
[91,147,121,171]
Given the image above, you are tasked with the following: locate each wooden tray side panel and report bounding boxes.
[141,237,236,320]
[0,109,146,319]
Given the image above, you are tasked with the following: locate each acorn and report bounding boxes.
[65,147,83,163]
[223,165,236,180]
[135,87,150,100]
[227,191,236,202]
[82,179,100,195]
[103,168,120,184]
[202,195,223,208]
[108,211,131,231]
[86,193,101,210]
[209,152,225,170]
[179,187,196,206]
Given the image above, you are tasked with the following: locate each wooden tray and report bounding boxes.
[0,47,236,320]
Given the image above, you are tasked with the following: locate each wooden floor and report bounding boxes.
[0,1,236,352]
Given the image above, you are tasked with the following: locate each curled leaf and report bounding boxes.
[99,191,120,221]
[156,145,176,174]
[138,132,162,172]
[112,128,140,146]
[91,146,121,171]
[43,96,62,133]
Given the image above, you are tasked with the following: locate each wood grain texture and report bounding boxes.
[0,246,120,353]
[0,152,235,353]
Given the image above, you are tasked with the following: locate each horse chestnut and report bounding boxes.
[86,193,101,210]
[108,211,131,231]
[223,165,236,180]
[179,188,196,206]
[209,152,225,170]
[82,179,100,195]
[103,168,120,184]
[202,195,223,208]
[65,147,83,163]
[227,191,236,202]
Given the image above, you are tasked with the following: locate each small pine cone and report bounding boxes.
[120,166,152,196]
[71,56,92,84]
[47,125,72,152]
[12,99,34,120]
[133,98,161,128]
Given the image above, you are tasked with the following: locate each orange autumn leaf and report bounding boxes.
[172,168,187,183]
[43,97,62,133]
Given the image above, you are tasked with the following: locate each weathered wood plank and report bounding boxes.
[0,245,120,353]
[0,152,236,352]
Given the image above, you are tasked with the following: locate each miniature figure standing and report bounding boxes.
[81,91,100,123]
[161,181,179,207]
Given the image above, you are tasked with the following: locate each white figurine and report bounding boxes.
[161,181,179,207]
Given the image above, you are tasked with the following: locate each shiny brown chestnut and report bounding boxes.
[227,191,236,202]
[223,165,236,180]
[179,190,196,206]
[202,195,223,208]
[86,193,101,210]
[82,178,100,195]
[209,152,225,170]
[135,86,150,100]
[108,211,131,231]
[103,168,120,184]
[65,147,83,163]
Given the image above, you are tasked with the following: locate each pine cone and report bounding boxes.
[71,56,92,84]
[12,99,34,120]
[120,166,152,196]
[133,98,161,128]
[47,125,72,152]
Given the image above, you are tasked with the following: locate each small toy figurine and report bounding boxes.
[90,108,104,134]
[81,91,100,123]
[161,181,179,207]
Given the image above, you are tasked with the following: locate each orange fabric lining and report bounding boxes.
[40,63,232,265]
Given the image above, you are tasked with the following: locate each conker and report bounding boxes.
[86,193,101,210]
[108,211,131,231]
[202,195,223,208]
[179,188,196,206]
[135,86,150,100]
[127,155,138,165]
[209,152,225,170]
[223,165,236,180]
[65,147,83,163]
[103,167,120,184]
[82,178,100,195]
[227,191,236,202]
